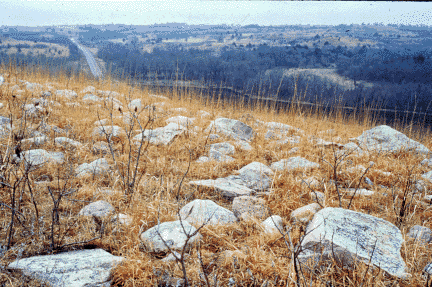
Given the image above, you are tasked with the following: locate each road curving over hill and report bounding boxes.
[70,38,103,78]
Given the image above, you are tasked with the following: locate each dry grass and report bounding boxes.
[0,62,431,286]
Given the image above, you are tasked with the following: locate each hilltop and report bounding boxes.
[0,64,432,286]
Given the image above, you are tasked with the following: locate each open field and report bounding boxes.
[0,63,432,286]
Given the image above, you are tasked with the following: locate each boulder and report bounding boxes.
[92,125,124,139]
[271,156,319,172]
[261,215,284,234]
[166,116,195,127]
[79,200,115,219]
[351,125,430,156]
[55,137,82,148]
[20,149,64,167]
[232,196,269,220]
[76,158,110,178]
[8,248,124,287]
[179,199,238,226]
[291,203,321,224]
[56,89,77,99]
[82,94,102,103]
[299,207,409,279]
[140,221,202,253]
[128,99,142,112]
[189,178,253,199]
[206,118,254,141]
[407,225,432,245]
[133,123,186,145]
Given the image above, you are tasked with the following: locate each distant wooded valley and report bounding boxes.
[1,23,432,123]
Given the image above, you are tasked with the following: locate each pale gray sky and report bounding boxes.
[0,1,430,27]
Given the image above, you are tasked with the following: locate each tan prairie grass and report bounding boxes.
[0,62,432,286]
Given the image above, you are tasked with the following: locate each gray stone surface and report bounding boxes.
[21,149,65,167]
[56,89,77,99]
[140,221,202,253]
[342,188,375,197]
[79,200,115,218]
[76,158,110,178]
[422,171,432,183]
[166,116,195,127]
[271,156,319,172]
[92,125,124,139]
[232,196,269,220]
[189,178,253,199]
[291,203,321,224]
[55,137,82,148]
[352,125,430,155]
[407,225,432,244]
[179,199,238,226]
[206,118,254,141]
[8,248,124,287]
[82,94,102,103]
[261,215,284,234]
[133,123,186,145]
[299,207,409,279]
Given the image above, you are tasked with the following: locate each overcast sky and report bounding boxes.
[0,1,430,27]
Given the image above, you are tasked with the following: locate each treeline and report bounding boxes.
[98,40,432,114]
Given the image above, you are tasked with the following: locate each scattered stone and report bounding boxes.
[206,118,254,141]
[55,137,82,148]
[310,191,325,205]
[235,141,253,151]
[56,89,77,99]
[20,149,64,167]
[140,221,202,253]
[299,207,409,279]
[209,142,235,156]
[261,215,284,234]
[342,188,375,197]
[133,123,186,145]
[81,86,96,94]
[232,196,269,220]
[8,248,124,287]
[189,178,253,199]
[421,158,432,168]
[407,225,432,244]
[79,200,115,219]
[22,136,47,146]
[291,203,321,224]
[128,99,142,112]
[92,125,124,139]
[197,110,211,118]
[82,94,102,103]
[351,125,430,156]
[271,156,319,172]
[179,199,238,226]
[76,158,110,178]
[166,116,195,127]
[92,141,111,155]
[422,171,432,183]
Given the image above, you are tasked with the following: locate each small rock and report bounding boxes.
[79,200,114,218]
[407,225,432,244]
[290,203,321,224]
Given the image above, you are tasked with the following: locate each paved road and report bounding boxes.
[70,38,103,78]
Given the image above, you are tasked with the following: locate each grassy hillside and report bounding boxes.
[0,63,431,286]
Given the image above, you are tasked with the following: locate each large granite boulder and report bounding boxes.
[140,221,202,253]
[8,249,124,287]
[179,199,238,226]
[351,125,430,156]
[206,118,254,141]
[271,156,319,172]
[299,207,409,279]
[133,123,186,145]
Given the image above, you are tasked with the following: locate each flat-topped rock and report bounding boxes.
[20,149,65,167]
[271,156,319,171]
[351,125,430,156]
[206,118,254,141]
[179,199,238,226]
[79,200,115,219]
[8,248,124,287]
[76,158,110,178]
[140,220,202,253]
[189,178,253,199]
[299,207,409,279]
[133,123,186,145]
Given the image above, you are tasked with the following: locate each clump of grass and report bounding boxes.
[0,61,431,286]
